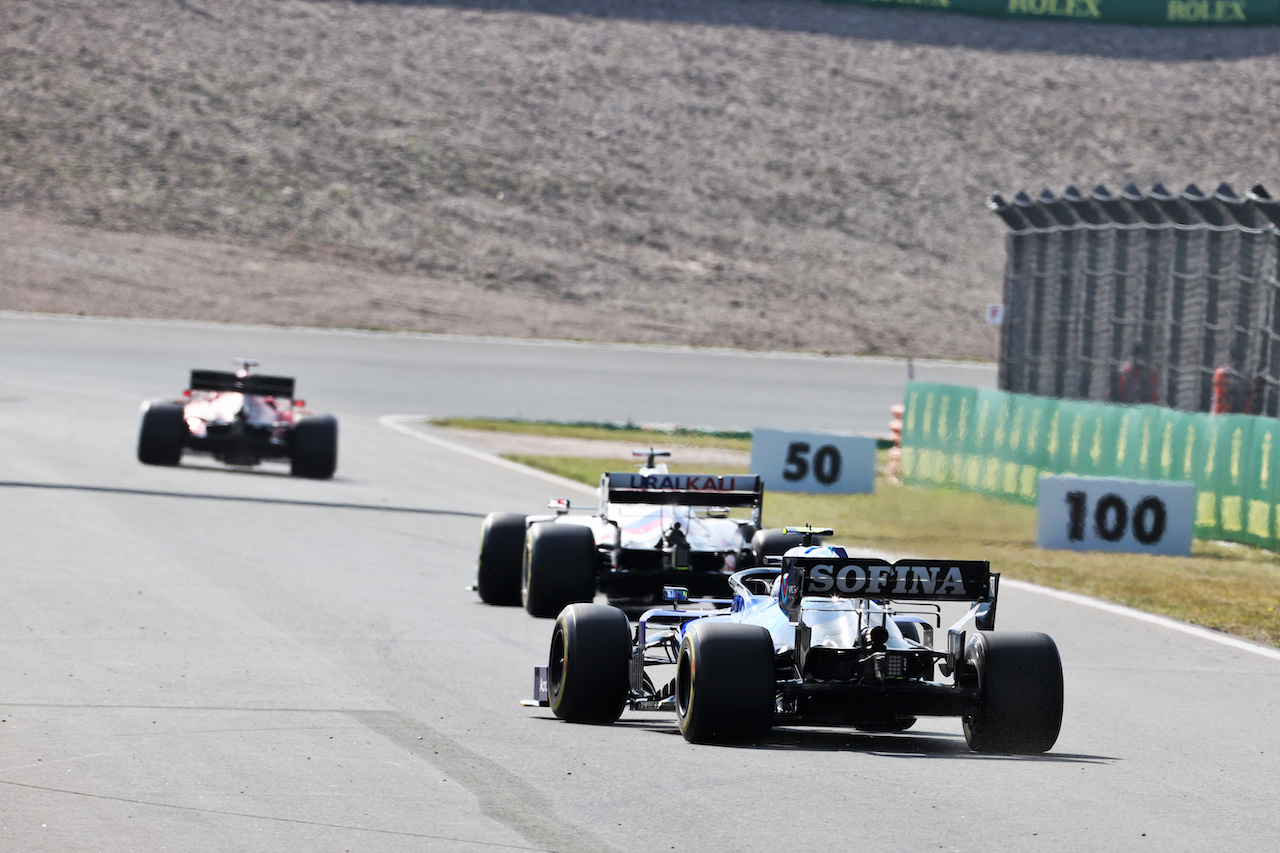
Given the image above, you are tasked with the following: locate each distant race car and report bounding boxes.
[477,450,810,617]
[526,527,1064,754]
[137,360,338,479]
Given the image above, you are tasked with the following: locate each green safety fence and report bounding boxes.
[899,382,1280,551]
[837,0,1280,26]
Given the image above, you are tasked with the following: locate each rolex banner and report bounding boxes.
[840,0,1280,26]
[899,382,1280,553]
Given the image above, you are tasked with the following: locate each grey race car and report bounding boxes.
[477,450,810,617]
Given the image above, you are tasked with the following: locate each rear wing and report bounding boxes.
[599,472,764,508]
[189,370,296,399]
[780,556,994,620]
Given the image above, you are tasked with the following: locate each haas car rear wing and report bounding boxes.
[189,370,296,399]
[599,472,764,508]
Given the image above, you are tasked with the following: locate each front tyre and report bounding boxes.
[138,401,187,466]
[548,603,631,724]
[476,513,528,605]
[522,523,597,618]
[676,622,775,743]
[962,631,1063,754]
[291,414,338,479]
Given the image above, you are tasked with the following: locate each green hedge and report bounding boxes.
[838,0,1279,26]
[900,382,1280,550]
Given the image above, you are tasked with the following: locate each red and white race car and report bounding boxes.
[137,360,338,479]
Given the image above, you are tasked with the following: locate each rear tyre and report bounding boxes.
[548,603,632,724]
[676,622,775,743]
[137,401,187,466]
[750,528,820,563]
[476,513,528,605]
[522,523,597,618]
[291,414,338,479]
[962,631,1063,754]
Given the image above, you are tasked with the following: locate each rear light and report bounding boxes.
[672,544,690,571]
[183,389,192,398]
[293,399,305,408]
[883,653,930,679]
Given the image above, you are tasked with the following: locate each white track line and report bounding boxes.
[379,414,595,497]
[381,413,1280,663]
[1001,578,1280,662]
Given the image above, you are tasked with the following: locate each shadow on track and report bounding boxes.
[295,0,1280,60]
[0,480,485,519]
[533,715,1116,763]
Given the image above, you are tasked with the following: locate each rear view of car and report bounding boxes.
[477,451,779,617]
[138,360,338,479]
[527,527,1065,755]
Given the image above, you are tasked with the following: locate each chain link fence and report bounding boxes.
[990,182,1280,416]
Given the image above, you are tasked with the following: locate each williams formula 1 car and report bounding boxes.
[137,360,338,479]
[527,528,1064,754]
[478,451,808,617]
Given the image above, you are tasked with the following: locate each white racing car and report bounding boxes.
[527,527,1064,753]
[477,450,808,617]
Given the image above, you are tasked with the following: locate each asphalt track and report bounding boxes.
[2,312,1279,851]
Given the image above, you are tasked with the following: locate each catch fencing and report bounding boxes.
[899,381,1280,552]
[990,183,1280,417]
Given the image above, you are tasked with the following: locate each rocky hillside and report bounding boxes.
[3,0,1280,358]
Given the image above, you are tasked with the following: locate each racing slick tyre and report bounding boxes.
[522,523,597,618]
[548,603,632,724]
[137,401,187,466]
[291,414,338,479]
[476,513,528,606]
[962,631,1063,754]
[676,622,775,743]
[750,528,820,563]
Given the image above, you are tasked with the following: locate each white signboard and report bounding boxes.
[750,429,876,494]
[1037,475,1195,557]
[985,304,1005,325]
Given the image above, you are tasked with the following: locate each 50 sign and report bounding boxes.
[783,441,843,486]
[1037,476,1195,557]
[751,429,876,494]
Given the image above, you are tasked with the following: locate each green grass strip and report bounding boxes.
[431,417,753,450]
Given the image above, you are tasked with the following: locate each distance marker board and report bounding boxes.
[1037,475,1195,557]
[750,428,876,494]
